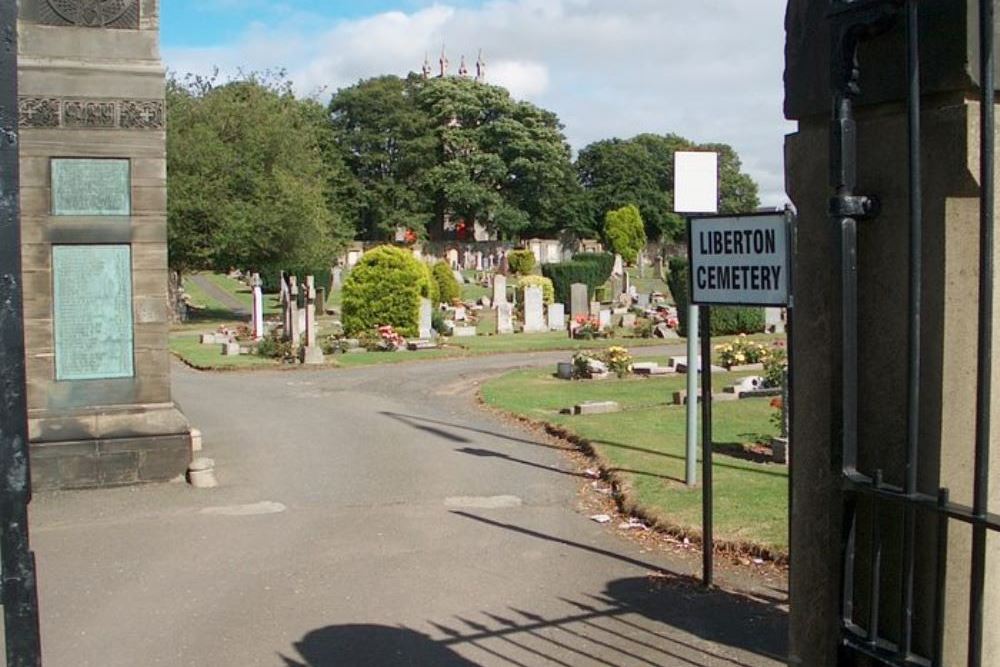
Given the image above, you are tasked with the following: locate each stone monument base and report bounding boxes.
[29,403,192,490]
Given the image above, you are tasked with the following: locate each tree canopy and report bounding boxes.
[576,133,760,241]
[329,74,588,241]
[603,204,647,262]
[166,71,355,274]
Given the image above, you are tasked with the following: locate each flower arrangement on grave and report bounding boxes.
[715,334,770,369]
[762,341,788,388]
[602,346,634,378]
[572,352,599,379]
[376,325,407,351]
[256,330,295,362]
[572,315,602,340]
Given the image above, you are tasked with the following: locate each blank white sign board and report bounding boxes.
[674,151,718,214]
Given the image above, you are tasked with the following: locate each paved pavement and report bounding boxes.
[27,349,787,666]
[188,274,251,317]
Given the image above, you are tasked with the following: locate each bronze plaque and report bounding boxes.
[53,245,134,381]
[51,158,131,216]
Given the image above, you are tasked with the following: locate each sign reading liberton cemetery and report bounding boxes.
[688,213,791,307]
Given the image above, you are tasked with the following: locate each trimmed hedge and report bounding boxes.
[667,257,765,337]
[516,274,555,304]
[342,246,433,337]
[507,249,536,276]
[572,252,615,282]
[543,261,607,306]
[421,262,440,306]
[432,261,461,305]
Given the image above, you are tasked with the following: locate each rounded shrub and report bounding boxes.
[517,275,554,304]
[420,261,440,306]
[431,261,461,305]
[342,246,432,337]
[507,249,536,275]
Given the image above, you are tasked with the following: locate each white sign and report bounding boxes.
[674,151,718,214]
[688,214,790,306]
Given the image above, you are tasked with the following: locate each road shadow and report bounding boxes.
[281,573,786,666]
[278,624,477,666]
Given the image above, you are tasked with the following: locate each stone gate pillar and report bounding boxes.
[785,1,1000,664]
[17,0,191,488]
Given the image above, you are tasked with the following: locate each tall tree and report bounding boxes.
[167,71,354,274]
[328,74,587,241]
[576,133,760,241]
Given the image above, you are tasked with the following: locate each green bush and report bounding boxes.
[603,204,647,262]
[256,330,295,362]
[516,275,554,304]
[507,249,536,275]
[421,262,440,306]
[431,261,461,305]
[342,246,432,337]
[543,261,608,306]
[667,257,765,337]
[572,252,615,282]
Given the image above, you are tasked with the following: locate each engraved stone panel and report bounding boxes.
[25,0,140,29]
[53,245,134,381]
[51,158,131,216]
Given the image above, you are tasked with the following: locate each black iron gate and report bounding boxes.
[831,1,1000,665]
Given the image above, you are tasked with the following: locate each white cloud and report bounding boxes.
[164,0,794,205]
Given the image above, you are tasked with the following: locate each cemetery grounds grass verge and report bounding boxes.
[479,362,789,562]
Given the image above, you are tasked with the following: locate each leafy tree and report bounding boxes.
[603,204,647,263]
[576,133,759,241]
[328,74,587,241]
[167,71,354,275]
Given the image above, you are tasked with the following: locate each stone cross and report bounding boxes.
[280,272,292,336]
[288,276,301,344]
[251,272,264,340]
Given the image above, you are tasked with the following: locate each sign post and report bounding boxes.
[688,211,793,588]
[674,151,719,489]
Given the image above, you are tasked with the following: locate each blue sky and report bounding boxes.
[160,1,793,205]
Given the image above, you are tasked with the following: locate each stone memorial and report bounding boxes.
[331,266,343,291]
[492,274,507,306]
[570,283,589,319]
[300,276,324,365]
[599,309,612,330]
[315,287,325,316]
[496,302,514,335]
[251,272,264,340]
[522,286,546,333]
[419,297,434,339]
[288,277,301,344]
[548,303,565,331]
[18,0,191,489]
[590,301,602,318]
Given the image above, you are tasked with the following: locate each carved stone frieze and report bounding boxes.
[119,99,165,130]
[17,97,164,130]
[63,100,117,128]
[18,98,61,128]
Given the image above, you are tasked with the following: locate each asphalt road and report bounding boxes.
[27,349,787,666]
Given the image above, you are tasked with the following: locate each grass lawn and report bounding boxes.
[626,267,672,299]
[201,272,283,316]
[480,365,788,557]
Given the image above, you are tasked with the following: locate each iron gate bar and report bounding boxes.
[0,0,43,664]
[968,0,995,661]
[899,0,922,659]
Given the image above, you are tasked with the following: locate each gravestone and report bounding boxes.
[315,287,326,317]
[637,293,651,308]
[251,273,264,340]
[622,313,637,329]
[612,254,624,277]
[766,307,786,333]
[523,286,546,333]
[590,301,602,318]
[492,274,507,306]
[570,283,589,319]
[419,298,434,339]
[288,277,301,344]
[331,266,344,291]
[19,0,191,489]
[496,302,514,335]
[599,310,612,330]
[610,275,623,300]
[300,276,324,365]
[548,303,565,331]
